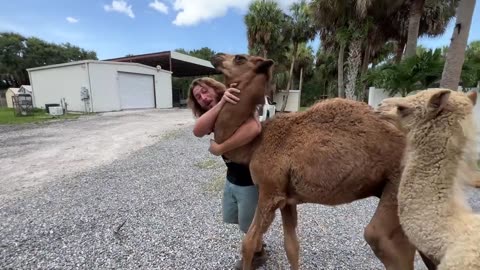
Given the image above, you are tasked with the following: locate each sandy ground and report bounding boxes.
[0,108,195,203]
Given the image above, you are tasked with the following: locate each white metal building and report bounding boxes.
[26,51,220,113]
[274,90,301,112]
[106,50,221,107]
[27,60,173,113]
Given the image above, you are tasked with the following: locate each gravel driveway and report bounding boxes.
[1,109,479,269]
[0,108,195,203]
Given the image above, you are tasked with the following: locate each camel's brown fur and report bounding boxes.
[210,53,434,270]
[376,89,480,269]
[211,53,273,164]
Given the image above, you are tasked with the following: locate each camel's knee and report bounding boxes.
[364,223,416,270]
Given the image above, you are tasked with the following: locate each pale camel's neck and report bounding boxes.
[399,125,469,260]
[401,129,464,206]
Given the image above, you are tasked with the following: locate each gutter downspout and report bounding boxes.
[86,62,94,113]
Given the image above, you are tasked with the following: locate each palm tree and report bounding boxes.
[294,43,316,92]
[244,0,285,58]
[310,0,406,100]
[315,47,338,97]
[375,0,457,63]
[440,0,477,90]
[281,0,316,112]
[369,48,444,97]
[309,0,358,99]
[403,0,426,58]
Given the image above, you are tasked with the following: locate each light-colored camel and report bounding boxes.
[377,88,480,269]
[210,53,434,270]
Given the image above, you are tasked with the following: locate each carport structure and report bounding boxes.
[105,51,220,77]
[106,51,221,106]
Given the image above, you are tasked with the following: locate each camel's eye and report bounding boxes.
[397,105,411,116]
[234,55,246,62]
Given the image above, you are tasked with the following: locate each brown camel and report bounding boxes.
[209,53,435,270]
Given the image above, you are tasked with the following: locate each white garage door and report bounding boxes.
[118,72,155,109]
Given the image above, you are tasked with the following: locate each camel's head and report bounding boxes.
[376,88,477,133]
[210,53,275,104]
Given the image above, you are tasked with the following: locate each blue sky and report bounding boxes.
[0,0,479,60]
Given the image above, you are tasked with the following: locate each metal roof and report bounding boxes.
[104,50,220,77]
[26,60,171,75]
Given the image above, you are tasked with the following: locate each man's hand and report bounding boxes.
[222,83,240,105]
[209,139,224,156]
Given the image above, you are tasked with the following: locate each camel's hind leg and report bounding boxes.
[280,204,300,270]
[364,179,416,270]
[241,191,279,270]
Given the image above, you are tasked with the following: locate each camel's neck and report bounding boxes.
[399,124,469,257]
[401,126,466,208]
[214,76,268,144]
[211,74,269,165]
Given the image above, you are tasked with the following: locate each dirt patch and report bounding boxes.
[0,108,195,203]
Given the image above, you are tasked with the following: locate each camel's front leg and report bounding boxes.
[281,204,300,270]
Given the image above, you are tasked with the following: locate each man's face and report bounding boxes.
[192,83,219,110]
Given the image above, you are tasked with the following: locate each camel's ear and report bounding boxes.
[467,91,477,106]
[255,59,274,74]
[428,90,450,114]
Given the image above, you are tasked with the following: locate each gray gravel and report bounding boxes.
[1,126,480,269]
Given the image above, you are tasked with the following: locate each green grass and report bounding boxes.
[299,106,309,112]
[203,174,225,195]
[194,159,222,170]
[0,108,80,125]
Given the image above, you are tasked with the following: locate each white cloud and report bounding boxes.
[171,0,300,26]
[277,0,299,11]
[104,0,135,18]
[66,17,79,23]
[149,0,169,14]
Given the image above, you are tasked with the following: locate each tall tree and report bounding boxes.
[281,0,316,112]
[440,0,476,90]
[369,48,444,97]
[294,43,315,91]
[244,0,285,58]
[309,0,355,98]
[461,40,480,88]
[0,32,97,86]
[403,0,426,58]
[395,0,458,60]
[311,0,405,100]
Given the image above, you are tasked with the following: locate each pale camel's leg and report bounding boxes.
[467,170,480,188]
[364,180,416,270]
[280,204,300,270]
[419,251,437,270]
[241,192,277,270]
